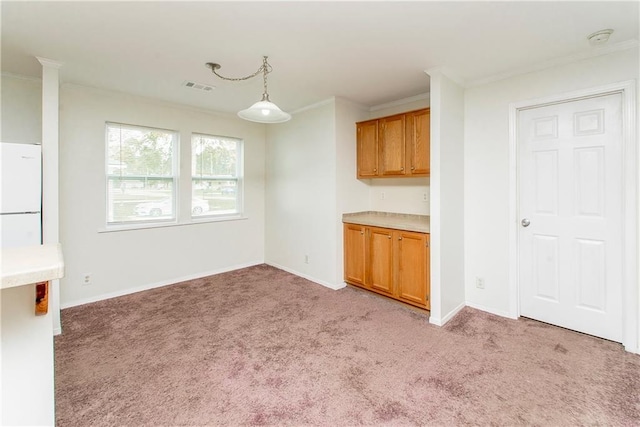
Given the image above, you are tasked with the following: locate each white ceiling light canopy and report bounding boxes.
[587,29,614,46]
[206,56,291,124]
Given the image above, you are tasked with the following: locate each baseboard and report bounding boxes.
[624,344,640,355]
[430,301,466,326]
[465,301,517,319]
[265,262,346,291]
[60,261,264,309]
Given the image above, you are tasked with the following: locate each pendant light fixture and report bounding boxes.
[206,56,291,124]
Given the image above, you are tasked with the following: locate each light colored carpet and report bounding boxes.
[55,264,640,426]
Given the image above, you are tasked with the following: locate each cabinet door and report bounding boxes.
[368,227,394,294]
[396,230,429,308]
[357,120,379,178]
[379,115,406,176]
[407,109,430,176]
[343,223,367,287]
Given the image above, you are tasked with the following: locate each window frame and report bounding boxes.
[190,133,244,220]
[105,121,179,228]
[103,124,246,232]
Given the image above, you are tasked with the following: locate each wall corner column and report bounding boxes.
[37,57,63,335]
[425,66,466,326]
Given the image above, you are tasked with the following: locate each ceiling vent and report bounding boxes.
[182,80,215,92]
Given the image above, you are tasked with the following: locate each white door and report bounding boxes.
[518,93,623,342]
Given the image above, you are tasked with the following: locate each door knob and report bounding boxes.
[521,218,531,227]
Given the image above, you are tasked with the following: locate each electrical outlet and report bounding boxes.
[304,255,309,264]
[475,277,485,289]
[380,192,386,200]
[83,273,92,286]
[422,192,429,202]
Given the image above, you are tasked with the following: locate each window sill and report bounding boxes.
[99,214,248,233]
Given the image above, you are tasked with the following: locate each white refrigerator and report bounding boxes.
[0,142,42,248]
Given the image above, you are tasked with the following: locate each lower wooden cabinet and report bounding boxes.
[343,223,430,310]
[369,227,394,295]
[396,230,429,307]
[343,223,366,286]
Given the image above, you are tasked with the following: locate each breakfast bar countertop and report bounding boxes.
[1,244,65,290]
[342,211,430,233]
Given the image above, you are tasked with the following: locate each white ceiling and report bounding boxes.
[2,1,638,115]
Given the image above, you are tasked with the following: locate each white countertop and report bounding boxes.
[343,211,430,233]
[1,244,65,289]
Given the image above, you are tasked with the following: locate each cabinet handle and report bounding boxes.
[411,166,415,170]
[387,235,391,239]
[401,167,404,171]
[398,236,402,240]
[360,231,364,235]
[373,168,377,172]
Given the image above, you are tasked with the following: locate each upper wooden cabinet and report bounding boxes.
[356,108,430,179]
[406,109,430,176]
[379,114,406,176]
[356,120,378,177]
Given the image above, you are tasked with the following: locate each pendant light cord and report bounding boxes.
[207,56,273,101]
[207,56,272,81]
[206,55,291,123]
[261,57,270,101]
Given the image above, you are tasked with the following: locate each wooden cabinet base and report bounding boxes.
[344,223,430,311]
[347,282,430,311]
[35,281,48,315]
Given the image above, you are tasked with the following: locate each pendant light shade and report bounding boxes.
[206,56,291,124]
[238,96,292,123]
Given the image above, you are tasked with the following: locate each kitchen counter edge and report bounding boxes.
[1,244,65,290]
[342,211,430,233]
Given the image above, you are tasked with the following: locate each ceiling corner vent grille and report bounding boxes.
[182,80,215,92]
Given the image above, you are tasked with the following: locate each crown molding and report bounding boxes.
[333,96,369,112]
[466,39,639,88]
[60,82,240,121]
[369,92,430,112]
[36,57,63,69]
[424,66,466,87]
[288,97,336,115]
[1,71,42,82]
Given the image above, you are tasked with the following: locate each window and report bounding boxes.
[106,123,177,224]
[191,134,242,218]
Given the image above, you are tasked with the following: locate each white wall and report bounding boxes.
[265,96,429,289]
[335,97,371,284]
[464,49,639,328]
[428,69,466,325]
[0,74,42,143]
[59,84,266,307]
[368,178,430,215]
[265,100,341,288]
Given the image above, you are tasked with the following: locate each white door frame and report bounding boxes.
[508,81,638,353]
